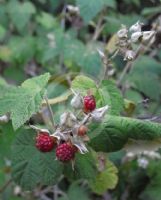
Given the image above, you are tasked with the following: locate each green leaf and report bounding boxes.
[0,46,11,62]
[67,182,90,200]
[71,75,97,95]
[98,80,124,115]
[140,160,161,200]
[76,0,116,23]
[7,0,36,32]
[90,158,118,194]
[142,6,161,17]
[0,77,12,98]
[64,152,98,181]
[0,122,19,187]
[58,182,90,200]
[0,122,17,159]
[0,25,6,40]
[12,130,63,190]
[9,36,36,64]
[131,56,161,75]
[0,73,50,130]
[80,46,102,77]
[129,73,161,101]
[104,14,142,34]
[36,12,57,29]
[89,115,161,152]
[126,56,161,101]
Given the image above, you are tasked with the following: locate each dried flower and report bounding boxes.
[142,31,155,42]
[71,93,83,109]
[131,32,142,43]
[67,5,80,14]
[91,105,109,122]
[117,25,128,39]
[124,50,135,61]
[129,21,142,33]
[70,134,88,154]
[60,112,77,128]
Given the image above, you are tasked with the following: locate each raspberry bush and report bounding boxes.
[0,1,161,200]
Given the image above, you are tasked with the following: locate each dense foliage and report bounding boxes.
[0,0,161,200]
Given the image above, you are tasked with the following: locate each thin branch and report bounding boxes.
[0,179,12,193]
[92,13,105,41]
[44,96,56,130]
[42,91,72,106]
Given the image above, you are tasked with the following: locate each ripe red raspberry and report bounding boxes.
[83,95,96,112]
[78,125,88,136]
[35,132,56,152]
[56,142,76,162]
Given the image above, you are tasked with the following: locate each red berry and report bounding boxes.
[35,132,56,152]
[56,142,76,162]
[83,95,96,112]
[78,125,88,136]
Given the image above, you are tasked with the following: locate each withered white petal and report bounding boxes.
[131,31,142,43]
[52,129,71,141]
[129,21,142,33]
[91,105,109,122]
[142,31,155,42]
[124,50,135,61]
[71,135,88,154]
[117,25,128,39]
[60,112,77,127]
[67,5,79,14]
[71,93,83,109]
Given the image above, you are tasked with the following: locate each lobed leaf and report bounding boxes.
[76,0,116,23]
[90,158,118,194]
[12,130,63,190]
[0,73,50,130]
[98,80,124,115]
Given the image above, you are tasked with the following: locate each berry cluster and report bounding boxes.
[35,132,77,162]
[34,92,108,164]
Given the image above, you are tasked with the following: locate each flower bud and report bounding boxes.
[117,25,128,39]
[129,21,142,33]
[131,31,142,43]
[91,105,109,122]
[71,93,83,109]
[124,50,135,61]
